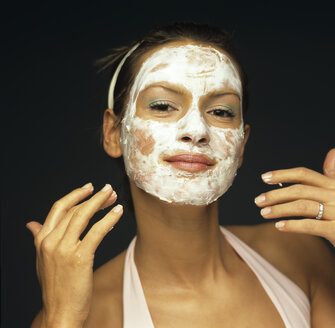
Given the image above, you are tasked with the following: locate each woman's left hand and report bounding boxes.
[255,148,335,246]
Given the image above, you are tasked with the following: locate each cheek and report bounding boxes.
[213,133,232,158]
[129,150,139,174]
[133,128,156,155]
[225,131,234,146]
[211,130,240,159]
[125,127,156,184]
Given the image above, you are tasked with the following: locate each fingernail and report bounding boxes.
[113,204,123,213]
[25,223,33,235]
[255,194,266,204]
[261,207,271,216]
[261,172,272,182]
[82,182,93,189]
[107,191,117,203]
[102,184,112,191]
[275,221,285,229]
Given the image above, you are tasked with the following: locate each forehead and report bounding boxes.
[132,43,242,96]
[146,45,222,73]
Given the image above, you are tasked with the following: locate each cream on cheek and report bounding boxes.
[120,45,244,205]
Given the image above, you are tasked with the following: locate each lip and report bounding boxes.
[164,154,215,172]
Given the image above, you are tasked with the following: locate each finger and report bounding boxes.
[80,204,123,254]
[255,184,334,207]
[323,148,335,178]
[261,167,335,189]
[26,221,43,237]
[260,200,334,221]
[62,184,114,244]
[51,190,117,242]
[40,183,94,237]
[274,219,335,246]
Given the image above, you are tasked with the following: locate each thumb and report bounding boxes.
[323,148,335,178]
[26,221,43,237]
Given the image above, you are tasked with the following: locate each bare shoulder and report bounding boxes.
[227,222,335,326]
[225,222,335,302]
[84,250,127,328]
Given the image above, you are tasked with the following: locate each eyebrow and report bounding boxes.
[206,91,241,100]
[142,84,188,96]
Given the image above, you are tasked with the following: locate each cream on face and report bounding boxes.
[120,44,244,205]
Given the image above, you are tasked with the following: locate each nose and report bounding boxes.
[177,109,210,146]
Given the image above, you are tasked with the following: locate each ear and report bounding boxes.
[238,124,250,168]
[103,109,123,158]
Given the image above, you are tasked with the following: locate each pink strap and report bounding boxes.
[123,237,154,328]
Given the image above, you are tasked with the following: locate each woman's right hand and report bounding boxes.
[26,183,123,328]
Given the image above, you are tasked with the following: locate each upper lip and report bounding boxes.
[164,154,215,165]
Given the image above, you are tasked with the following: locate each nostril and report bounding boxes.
[181,136,192,142]
[199,138,207,143]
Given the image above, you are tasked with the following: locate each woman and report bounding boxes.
[28,22,335,327]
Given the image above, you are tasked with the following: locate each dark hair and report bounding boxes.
[98,22,248,214]
[98,21,248,126]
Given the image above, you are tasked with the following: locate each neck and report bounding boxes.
[130,182,231,289]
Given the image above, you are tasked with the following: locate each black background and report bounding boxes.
[2,1,335,327]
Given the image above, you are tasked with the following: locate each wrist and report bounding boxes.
[41,320,83,328]
[41,311,84,328]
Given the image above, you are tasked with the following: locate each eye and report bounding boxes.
[149,101,176,112]
[207,108,235,118]
[149,100,177,112]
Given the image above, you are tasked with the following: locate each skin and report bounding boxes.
[28,41,335,327]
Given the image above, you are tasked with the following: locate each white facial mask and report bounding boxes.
[120,44,245,205]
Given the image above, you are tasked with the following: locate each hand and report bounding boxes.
[254,149,335,247]
[26,183,123,328]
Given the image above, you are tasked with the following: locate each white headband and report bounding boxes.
[107,42,141,109]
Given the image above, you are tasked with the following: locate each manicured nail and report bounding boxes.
[261,207,271,216]
[113,204,123,213]
[82,182,93,189]
[254,194,266,204]
[26,224,33,235]
[102,184,112,191]
[261,172,273,183]
[107,191,117,202]
[275,221,285,229]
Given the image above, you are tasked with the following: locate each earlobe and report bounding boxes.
[103,109,123,158]
[238,124,250,168]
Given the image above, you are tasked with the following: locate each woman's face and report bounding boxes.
[119,41,247,206]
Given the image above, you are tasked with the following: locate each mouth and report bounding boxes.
[164,153,215,172]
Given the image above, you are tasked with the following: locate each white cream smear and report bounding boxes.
[120,44,245,205]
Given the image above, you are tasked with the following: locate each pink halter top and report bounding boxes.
[122,226,311,327]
